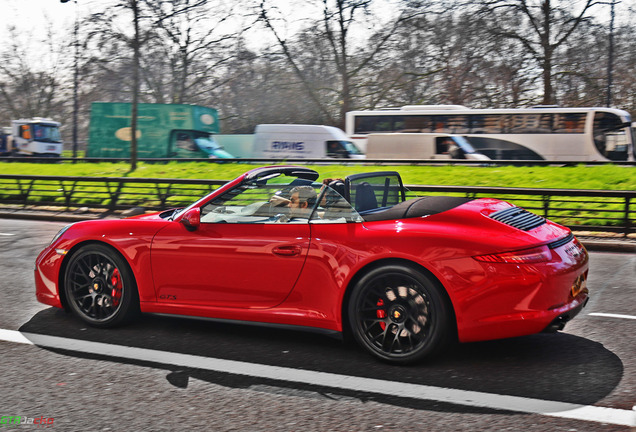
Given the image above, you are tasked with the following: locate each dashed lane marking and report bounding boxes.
[0,328,634,427]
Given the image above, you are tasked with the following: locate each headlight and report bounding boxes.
[50,224,72,245]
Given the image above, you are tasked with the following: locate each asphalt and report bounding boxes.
[1,206,634,254]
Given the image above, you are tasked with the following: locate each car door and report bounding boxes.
[151,223,309,308]
[150,177,315,309]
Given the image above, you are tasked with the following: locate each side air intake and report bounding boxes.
[489,206,546,231]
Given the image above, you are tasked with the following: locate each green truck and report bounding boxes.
[87,102,233,158]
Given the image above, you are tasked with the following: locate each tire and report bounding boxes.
[347,264,450,364]
[63,244,139,327]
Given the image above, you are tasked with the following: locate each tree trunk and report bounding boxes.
[130,0,139,171]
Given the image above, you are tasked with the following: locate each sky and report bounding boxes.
[0,0,97,39]
[0,0,321,65]
[2,0,630,43]
[0,0,632,71]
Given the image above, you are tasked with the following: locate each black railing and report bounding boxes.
[0,174,634,234]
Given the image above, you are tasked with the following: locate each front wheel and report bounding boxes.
[64,244,139,327]
[348,265,451,364]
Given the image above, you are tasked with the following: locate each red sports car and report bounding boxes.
[35,166,589,363]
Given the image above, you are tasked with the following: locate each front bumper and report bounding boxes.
[34,245,64,308]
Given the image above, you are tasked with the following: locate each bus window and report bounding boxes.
[444,115,469,133]
[354,115,405,134]
[508,114,552,133]
[469,114,506,133]
[553,113,586,133]
[403,115,432,132]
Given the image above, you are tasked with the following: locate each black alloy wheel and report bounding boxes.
[64,244,138,327]
[348,264,450,364]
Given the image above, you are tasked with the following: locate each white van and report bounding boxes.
[252,124,364,159]
[366,133,490,160]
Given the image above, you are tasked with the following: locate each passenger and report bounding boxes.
[320,178,345,206]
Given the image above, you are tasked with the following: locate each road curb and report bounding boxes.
[2,211,634,254]
[577,240,636,254]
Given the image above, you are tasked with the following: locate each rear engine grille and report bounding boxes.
[489,206,546,231]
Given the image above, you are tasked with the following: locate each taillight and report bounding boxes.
[473,245,551,264]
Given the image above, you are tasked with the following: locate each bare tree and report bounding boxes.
[86,0,152,169]
[0,25,65,126]
[256,0,417,127]
[479,0,601,104]
[144,0,238,104]
[86,0,229,169]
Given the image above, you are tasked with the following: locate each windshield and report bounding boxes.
[453,136,476,153]
[195,137,222,151]
[593,112,631,161]
[32,124,62,143]
[196,174,362,224]
[326,140,362,157]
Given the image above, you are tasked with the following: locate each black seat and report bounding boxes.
[355,182,378,212]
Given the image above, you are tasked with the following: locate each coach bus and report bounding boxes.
[345,105,635,161]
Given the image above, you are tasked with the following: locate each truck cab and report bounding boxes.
[11,118,63,157]
[171,130,233,159]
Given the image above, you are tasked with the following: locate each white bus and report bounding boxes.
[345,105,635,161]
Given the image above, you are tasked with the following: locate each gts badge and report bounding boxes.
[159,294,177,301]
[564,242,584,258]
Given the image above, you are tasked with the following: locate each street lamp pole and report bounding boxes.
[61,0,79,160]
[606,0,616,108]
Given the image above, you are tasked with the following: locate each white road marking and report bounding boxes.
[0,233,16,236]
[0,328,634,427]
[588,312,636,321]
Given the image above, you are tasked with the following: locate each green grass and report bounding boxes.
[1,161,633,229]
[1,161,635,190]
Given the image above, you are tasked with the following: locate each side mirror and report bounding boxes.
[180,207,201,231]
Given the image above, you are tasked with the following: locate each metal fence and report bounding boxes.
[0,174,634,235]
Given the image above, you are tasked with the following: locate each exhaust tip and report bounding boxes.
[543,316,567,333]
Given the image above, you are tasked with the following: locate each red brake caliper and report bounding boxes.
[110,268,122,306]
[376,299,387,330]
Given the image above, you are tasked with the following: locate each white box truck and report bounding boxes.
[251,124,364,159]
[366,133,490,160]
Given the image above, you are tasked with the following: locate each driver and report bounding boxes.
[287,185,317,220]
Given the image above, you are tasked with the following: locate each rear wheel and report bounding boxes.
[348,264,450,364]
[64,244,138,327]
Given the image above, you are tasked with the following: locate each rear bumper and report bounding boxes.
[439,238,590,343]
[542,292,589,333]
[457,288,589,342]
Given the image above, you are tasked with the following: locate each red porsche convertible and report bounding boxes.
[35,166,589,363]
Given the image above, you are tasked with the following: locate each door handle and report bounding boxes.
[272,245,302,256]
